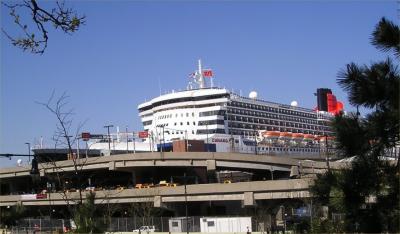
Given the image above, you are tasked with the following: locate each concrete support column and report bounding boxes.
[243,192,255,206]
[206,160,217,183]
[290,166,299,178]
[154,195,163,208]
[206,160,216,171]
[108,161,116,170]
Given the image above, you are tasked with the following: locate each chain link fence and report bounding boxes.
[7,216,273,233]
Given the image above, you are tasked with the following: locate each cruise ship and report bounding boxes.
[137,60,343,154]
[33,60,343,159]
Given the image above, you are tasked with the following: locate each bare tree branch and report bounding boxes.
[2,0,85,54]
[37,91,86,204]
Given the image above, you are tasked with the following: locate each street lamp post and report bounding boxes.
[253,127,258,155]
[171,173,196,234]
[104,125,114,153]
[206,123,209,152]
[162,126,166,152]
[325,135,330,171]
[184,173,189,234]
[270,166,274,180]
[133,131,136,154]
[25,142,31,163]
[185,130,188,152]
[284,213,287,233]
[76,137,80,159]
[126,126,129,154]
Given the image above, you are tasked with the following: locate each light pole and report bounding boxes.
[104,125,114,153]
[25,142,31,163]
[171,173,196,234]
[270,166,274,180]
[161,126,165,152]
[284,213,287,233]
[76,137,80,159]
[184,173,189,234]
[325,135,330,171]
[185,130,188,152]
[133,131,136,154]
[253,127,258,155]
[126,126,129,154]
[206,123,209,152]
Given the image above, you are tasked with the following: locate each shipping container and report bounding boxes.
[200,217,252,233]
[172,140,206,152]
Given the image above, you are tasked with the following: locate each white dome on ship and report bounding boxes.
[249,91,258,99]
[290,100,298,107]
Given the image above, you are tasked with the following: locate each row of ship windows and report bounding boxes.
[227,117,327,129]
[158,112,196,119]
[156,109,226,120]
[228,101,316,118]
[228,129,325,136]
[153,110,226,122]
[199,110,226,117]
[155,122,195,128]
[256,147,321,153]
[227,108,321,125]
[156,128,226,135]
[228,123,331,132]
[157,130,195,135]
[154,119,225,128]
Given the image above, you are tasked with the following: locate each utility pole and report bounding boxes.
[184,173,189,234]
[310,198,313,232]
[171,173,195,234]
[149,131,153,152]
[185,130,188,152]
[270,166,274,180]
[25,142,31,163]
[76,137,80,159]
[126,126,129,154]
[206,123,209,152]
[133,131,136,154]
[162,126,165,152]
[254,127,258,155]
[104,125,114,153]
[325,135,330,171]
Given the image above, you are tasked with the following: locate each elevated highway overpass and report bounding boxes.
[0,178,313,207]
[0,152,343,179]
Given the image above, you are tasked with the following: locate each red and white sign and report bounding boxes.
[138,131,149,138]
[36,193,48,199]
[81,132,91,141]
[203,70,213,77]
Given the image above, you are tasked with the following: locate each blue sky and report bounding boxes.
[1,1,397,166]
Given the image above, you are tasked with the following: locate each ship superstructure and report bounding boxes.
[138,60,341,154]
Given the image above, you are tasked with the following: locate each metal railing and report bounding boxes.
[7,216,276,233]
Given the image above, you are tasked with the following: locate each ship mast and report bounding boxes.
[187,59,208,90]
[198,59,205,89]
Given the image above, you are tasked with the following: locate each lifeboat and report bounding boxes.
[303,134,315,142]
[261,131,280,145]
[263,131,281,138]
[317,135,335,143]
[290,133,304,146]
[292,133,304,141]
[279,132,293,140]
